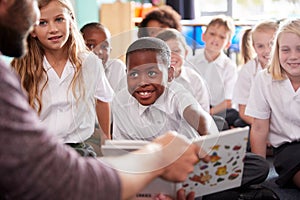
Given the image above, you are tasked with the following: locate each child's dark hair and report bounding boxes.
[80,22,108,35]
[138,5,182,38]
[126,37,171,67]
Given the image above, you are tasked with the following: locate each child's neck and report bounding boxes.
[289,76,300,92]
[204,49,221,62]
[45,49,69,78]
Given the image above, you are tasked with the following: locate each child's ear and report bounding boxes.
[225,40,231,50]
[202,32,206,42]
[30,30,37,38]
[168,66,175,82]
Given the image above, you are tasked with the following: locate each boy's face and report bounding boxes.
[165,38,186,78]
[203,24,231,54]
[127,50,167,106]
[82,28,111,65]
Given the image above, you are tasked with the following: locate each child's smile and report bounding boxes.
[127,50,167,105]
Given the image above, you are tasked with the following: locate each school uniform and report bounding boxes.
[190,49,237,106]
[233,57,263,128]
[175,66,210,112]
[112,81,209,141]
[104,58,127,92]
[246,69,300,187]
[40,52,114,144]
[233,57,263,105]
[190,49,238,127]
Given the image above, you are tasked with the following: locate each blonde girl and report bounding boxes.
[246,19,300,188]
[11,0,114,155]
[233,20,278,126]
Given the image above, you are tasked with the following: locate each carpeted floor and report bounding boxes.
[262,157,300,200]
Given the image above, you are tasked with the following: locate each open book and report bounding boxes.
[102,127,249,199]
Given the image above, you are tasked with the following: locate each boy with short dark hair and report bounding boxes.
[81,22,126,92]
[112,37,219,140]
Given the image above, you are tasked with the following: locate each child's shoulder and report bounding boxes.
[254,68,273,83]
[106,58,126,69]
[218,52,235,64]
[181,67,205,82]
[168,81,198,100]
[239,58,260,74]
[80,52,104,73]
[79,51,99,64]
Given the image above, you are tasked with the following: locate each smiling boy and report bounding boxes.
[112,37,218,140]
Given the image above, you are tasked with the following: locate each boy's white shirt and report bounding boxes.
[189,48,238,106]
[175,66,210,112]
[112,81,202,141]
[245,69,300,148]
[40,52,114,143]
[104,58,126,92]
[233,57,263,105]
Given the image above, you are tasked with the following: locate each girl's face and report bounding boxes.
[165,38,186,78]
[278,32,300,80]
[127,50,166,106]
[252,30,275,68]
[31,1,71,52]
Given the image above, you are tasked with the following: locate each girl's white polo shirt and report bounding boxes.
[245,69,300,148]
[233,57,263,105]
[40,52,114,143]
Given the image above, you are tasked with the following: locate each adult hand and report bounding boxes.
[153,131,209,182]
[155,188,196,200]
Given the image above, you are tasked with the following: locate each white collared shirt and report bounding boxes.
[175,66,210,112]
[40,52,114,143]
[245,69,300,148]
[189,49,237,106]
[233,57,263,105]
[112,82,200,141]
[104,59,127,92]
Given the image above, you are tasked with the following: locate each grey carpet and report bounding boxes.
[262,157,300,200]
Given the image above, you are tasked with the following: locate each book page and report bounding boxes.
[176,127,249,197]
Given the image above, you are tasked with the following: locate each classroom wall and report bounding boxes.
[73,0,99,29]
[73,0,119,29]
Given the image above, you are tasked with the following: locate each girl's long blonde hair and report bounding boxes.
[268,19,300,80]
[11,0,87,114]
